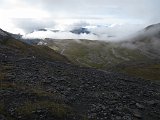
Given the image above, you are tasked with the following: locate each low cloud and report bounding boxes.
[0,0,160,35]
[23,30,98,40]
[12,18,55,33]
[22,22,146,41]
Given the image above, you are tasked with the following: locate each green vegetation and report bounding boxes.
[0,64,13,83]
[0,81,71,119]
[33,45,70,63]
[0,103,14,120]
[0,64,14,88]
[0,38,70,63]
[0,103,5,114]
[49,39,148,69]
[16,101,71,118]
[30,87,55,97]
[0,73,5,80]
[0,81,72,119]
[0,82,17,89]
[48,39,160,82]
[0,81,85,119]
[120,64,160,81]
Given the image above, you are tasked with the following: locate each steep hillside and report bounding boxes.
[110,60,160,81]
[46,23,160,69]
[0,29,70,63]
[41,39,149,69]
[120,23,160,58]
[0,28,160,120]
[113,23,160,80]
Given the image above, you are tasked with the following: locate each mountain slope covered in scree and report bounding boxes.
[0,28,160,120]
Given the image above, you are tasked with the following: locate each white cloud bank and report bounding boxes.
[0,0,159,40]
[23,30,98,40]
[22,23,146,41]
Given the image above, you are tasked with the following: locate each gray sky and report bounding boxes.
[0,0,159,34]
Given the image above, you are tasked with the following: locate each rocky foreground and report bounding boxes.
[0,42,160,120]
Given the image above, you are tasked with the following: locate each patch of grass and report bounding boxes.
[1,38,70,63]
[0,103,5,113]
[0,82,17,89]
[0,82,56,98]
[0,103,14,120]
[0,64,13,81]
[0,83,80,119]
[49,39,148,70]
[33,89,52,96]
[1,65,13,70]
[16,101,71,118]
[0,73,5,80]
[33,45,70,63]
[120,64,160,81]
[29,87,55,97]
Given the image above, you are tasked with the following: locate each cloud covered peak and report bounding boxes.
[22,23,146,41]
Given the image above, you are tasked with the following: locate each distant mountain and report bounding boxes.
[51,30,60,32]
[29,28,47,34]
[37,28,47,31]
[70,27,90,34]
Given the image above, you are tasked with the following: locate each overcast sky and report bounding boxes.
[0,0,159,35]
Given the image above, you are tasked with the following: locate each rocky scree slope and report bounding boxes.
[0,29,160,120]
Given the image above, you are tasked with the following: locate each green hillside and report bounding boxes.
[111,60,160,81]
[47,39,148,69]
[0,38,70,63]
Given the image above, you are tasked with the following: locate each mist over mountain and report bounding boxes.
[0,29,9,39]
[0,23,160,120]
[70,27,90,34]
[22,23,146,41]
[19,23,160,72]
[120,23,160,61]
[0,0,160,120]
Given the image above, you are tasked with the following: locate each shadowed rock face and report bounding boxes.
[0,29,8,37]
[0,29,22,40]
[0,29,10,40]
[0,28,160,120]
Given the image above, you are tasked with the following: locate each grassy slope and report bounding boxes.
[113,62,160,81]
[48,39,148,69]
[0,38,70,63]
[47,39,160,81]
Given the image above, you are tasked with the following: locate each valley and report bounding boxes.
[0,23,160,120]
[27,23,159,81]
[0,0,160,119]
